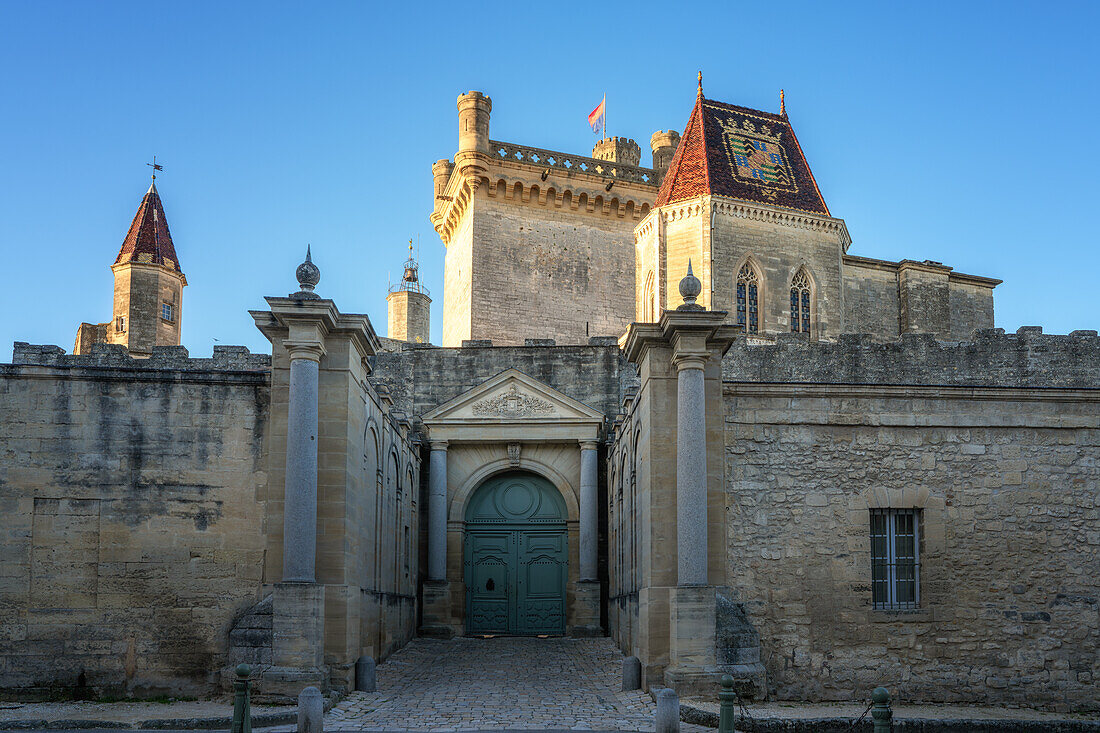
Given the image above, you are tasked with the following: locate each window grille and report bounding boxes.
[161,303,174,322]
[870,508,920,609]
[736,263,759,334]
[115,316,125,332]
[790,269,811,333]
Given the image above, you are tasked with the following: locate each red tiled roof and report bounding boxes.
[115,181,183,272]
[655,93,829,216]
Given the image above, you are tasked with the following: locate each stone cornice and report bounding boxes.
[635,195,852,250]
[431,141,659,246]
[723,381,1100,405]
[843,254,1002,288]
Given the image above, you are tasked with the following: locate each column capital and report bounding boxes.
[579,440,600,452]
[284,339,326,363]
[671,352,708,372]
[429,439,449,451]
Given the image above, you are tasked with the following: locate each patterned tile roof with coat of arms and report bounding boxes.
[655,84,830,216]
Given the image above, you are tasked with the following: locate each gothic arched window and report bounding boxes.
[642,271,656,322]
[736,263,760,334]
[790,269,811,333]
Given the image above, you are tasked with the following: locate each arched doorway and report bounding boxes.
[464,471,567,635]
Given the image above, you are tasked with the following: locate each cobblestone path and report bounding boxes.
[322,636,659,731]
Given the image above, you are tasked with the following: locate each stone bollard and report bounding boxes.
[231,664,252,733]
[718,674,736,733]
[298,686,324,733]
[871,687,892,733]
[622,656,641,691]
[655,687,680,733]
[355,656,376,692]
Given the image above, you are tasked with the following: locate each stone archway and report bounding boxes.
[464,471,568,635]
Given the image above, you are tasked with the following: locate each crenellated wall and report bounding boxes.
[0,343,270,697]
[719,328,1100,709]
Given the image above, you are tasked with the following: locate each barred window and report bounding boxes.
[790,269,811,333]
[115,316,125,332]
[161,303,174,322]
[870,508,920,610]
[736,263,760,334]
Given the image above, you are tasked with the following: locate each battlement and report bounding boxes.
[9,341,271,373]
[489,140,657,186]
[591,136,641,167]
[722,327,1100,389]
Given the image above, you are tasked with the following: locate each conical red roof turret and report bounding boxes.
[115,181,183,272]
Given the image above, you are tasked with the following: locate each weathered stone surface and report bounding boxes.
[0,346,270,696]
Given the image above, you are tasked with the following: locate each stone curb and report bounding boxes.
[0,692,343,731]
[678,701,1100,733]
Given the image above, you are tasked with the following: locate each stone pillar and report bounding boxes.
[579,440,599,582]
[427,441,449,581]
[283,343,324,582]
[674,354,708,586]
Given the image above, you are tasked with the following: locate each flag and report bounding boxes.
[588,96,605,135]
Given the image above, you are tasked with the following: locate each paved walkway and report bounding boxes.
[317,636,660,731]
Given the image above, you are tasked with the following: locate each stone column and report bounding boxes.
[674,353,708,586]
[579,441,599,581]
[427,440,449,581]
[283,342,325,582]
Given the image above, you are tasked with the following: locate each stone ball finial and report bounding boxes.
[292,245,321,299]
[677,260,704,311]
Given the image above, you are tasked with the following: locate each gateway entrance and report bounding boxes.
[464,471,567,635]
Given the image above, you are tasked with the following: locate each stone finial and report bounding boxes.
[292,245,321,299]
[677,260,704,311]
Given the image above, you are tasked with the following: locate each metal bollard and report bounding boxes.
[231,664,252,733]
[622,656,641,691]
[718,674,736,733]
[298,685,324,733]
[655,687,680,733]
[871,687,892,733]
[355,656,376,692]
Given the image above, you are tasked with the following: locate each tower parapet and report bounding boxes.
[457,91,492,154]
[592,137,641,167]
[650,130,681,184]
[387,243,431,344]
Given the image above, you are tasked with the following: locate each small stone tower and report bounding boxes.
[387,242,431,344]
[650,130,681,184]
[74,177,187,356]
[591,137,641,166]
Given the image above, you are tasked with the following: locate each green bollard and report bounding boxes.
[232,664,252,733]
[871,687,892,733]
[718,674,737,733]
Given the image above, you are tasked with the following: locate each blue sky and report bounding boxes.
[1,1,1097,359]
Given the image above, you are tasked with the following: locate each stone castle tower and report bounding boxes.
[431,91,665,347]
[74,178,187,356]
[386,243,431,343]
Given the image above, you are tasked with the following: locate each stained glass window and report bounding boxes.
[790,269,811,333]
[736,264,759,334]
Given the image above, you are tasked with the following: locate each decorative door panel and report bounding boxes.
[516,530,567,634]
[464,472,568,636]
[466,531,512,634]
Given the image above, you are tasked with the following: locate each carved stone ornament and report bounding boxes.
[472,385,554,417]
[507,442,521,466]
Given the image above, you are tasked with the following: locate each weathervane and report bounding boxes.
[147,155,163,181]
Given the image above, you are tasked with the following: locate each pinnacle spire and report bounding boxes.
[780,89,786,116]
[697,71,703,97]
[116,175,182,273]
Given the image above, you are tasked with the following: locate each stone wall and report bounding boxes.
[720,330,1100,710]
[372,341,626,420]
[842,257,902,339]
[458,193,639,345]
[0,343,270,697]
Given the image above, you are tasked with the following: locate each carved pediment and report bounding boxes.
[422,368,604,426]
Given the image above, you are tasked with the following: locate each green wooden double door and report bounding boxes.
[464,472,567,635]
